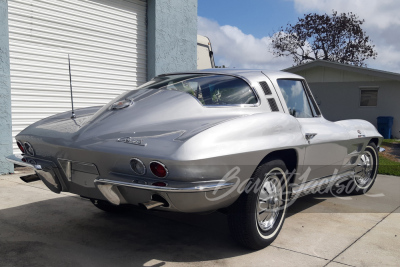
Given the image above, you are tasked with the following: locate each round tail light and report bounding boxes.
[130,158,146,175]
[17,141,25,153]
[150,161,168,178]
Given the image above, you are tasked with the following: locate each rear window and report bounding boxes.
[137,74,257,106]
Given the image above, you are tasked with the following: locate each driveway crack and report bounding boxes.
[324,205,400,267]
[270,245,330,261]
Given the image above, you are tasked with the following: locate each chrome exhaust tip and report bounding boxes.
[20,174,40,183]
[139,200,165,210]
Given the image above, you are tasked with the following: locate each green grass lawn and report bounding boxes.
[381,139,400,145]
[378,155,400,176]
[378,139,400,176]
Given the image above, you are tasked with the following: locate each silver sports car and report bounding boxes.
[7,69,382,249]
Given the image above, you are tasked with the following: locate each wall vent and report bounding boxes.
[259,81,272,95]
[268,98,279,112]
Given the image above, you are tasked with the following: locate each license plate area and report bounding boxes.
[58,158,99,188]
[71,170,98,188]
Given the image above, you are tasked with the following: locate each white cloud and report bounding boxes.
[197,16,293,70]
[366,43,400,73]
[291,83,303,97]
[291,0,400,72]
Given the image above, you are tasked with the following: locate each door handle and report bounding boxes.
[305,133,317,141]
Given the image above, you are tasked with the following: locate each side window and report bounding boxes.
[276,79,314,118]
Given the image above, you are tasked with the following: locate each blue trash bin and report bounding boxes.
[377,116,394,139]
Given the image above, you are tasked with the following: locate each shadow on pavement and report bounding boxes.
[0,191,330,267]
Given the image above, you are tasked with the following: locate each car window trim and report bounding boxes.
[155,73,262,108]
[302,80,322,117]
[276,78,321,118]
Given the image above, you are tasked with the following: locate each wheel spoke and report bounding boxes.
[355,149,375,187]
[265,181,274,194]
[257,200,269,213]
[259,187,269,201]
[256,171,285,231]
[258,210,272,222]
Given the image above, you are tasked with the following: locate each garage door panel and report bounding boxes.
[10,34,146,59]
[11,69,141,83]
[11,88,128,97]
[10,57,143,75]
[10,80,137,91]
[11,64,143,80]
[9,0,147,153]
[11,0,146,30]
[9,19,145,49]
[10,43,146,68]
[12,90,123,100]
[9,9,146,40]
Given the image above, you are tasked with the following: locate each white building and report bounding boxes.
[285,60,400,139]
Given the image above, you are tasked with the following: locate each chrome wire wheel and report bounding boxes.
[228,159,288,250]
[340,142,378,196]
[355,150,374,188]
[256,171,283,231]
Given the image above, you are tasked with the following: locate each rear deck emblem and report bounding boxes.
[117,137,147,146]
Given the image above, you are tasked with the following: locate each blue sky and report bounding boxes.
[197,0,400,73]
[198,0,299,39]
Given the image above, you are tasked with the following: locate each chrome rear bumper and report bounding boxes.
[95,178,234,193]
[6,154,65,194]
[6,154,43,170]
[7,154,237,213]
[94,178,236,212]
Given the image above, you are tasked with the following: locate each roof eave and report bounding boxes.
[283,60,400,82]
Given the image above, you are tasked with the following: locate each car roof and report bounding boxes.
[160,68,304,81]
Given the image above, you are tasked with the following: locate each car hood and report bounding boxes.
[17,89,248,148]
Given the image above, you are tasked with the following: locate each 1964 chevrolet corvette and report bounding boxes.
[7,69,382,249]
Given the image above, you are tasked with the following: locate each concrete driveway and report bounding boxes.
[0,171,399,267]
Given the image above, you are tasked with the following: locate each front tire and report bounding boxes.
[228,158,289,250]
[342,142,378,195]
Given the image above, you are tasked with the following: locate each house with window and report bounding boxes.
[284,60,400,139]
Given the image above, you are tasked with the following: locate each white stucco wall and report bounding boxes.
[0,0,13,174]
[308,81,400,139]
[295,66,390,83]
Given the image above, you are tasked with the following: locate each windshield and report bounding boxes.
[137,74,257,106]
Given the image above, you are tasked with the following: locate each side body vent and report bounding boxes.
[268,98,279,112]
[259,81,272,95]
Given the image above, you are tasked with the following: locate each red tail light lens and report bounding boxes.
[152,182,167,187]
[150,161,168,178]
[17,141,25,153]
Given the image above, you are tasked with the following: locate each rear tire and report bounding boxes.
[228,158,289,250]
[341,142,378,195]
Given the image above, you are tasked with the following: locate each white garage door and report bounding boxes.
[8,0,147,153]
